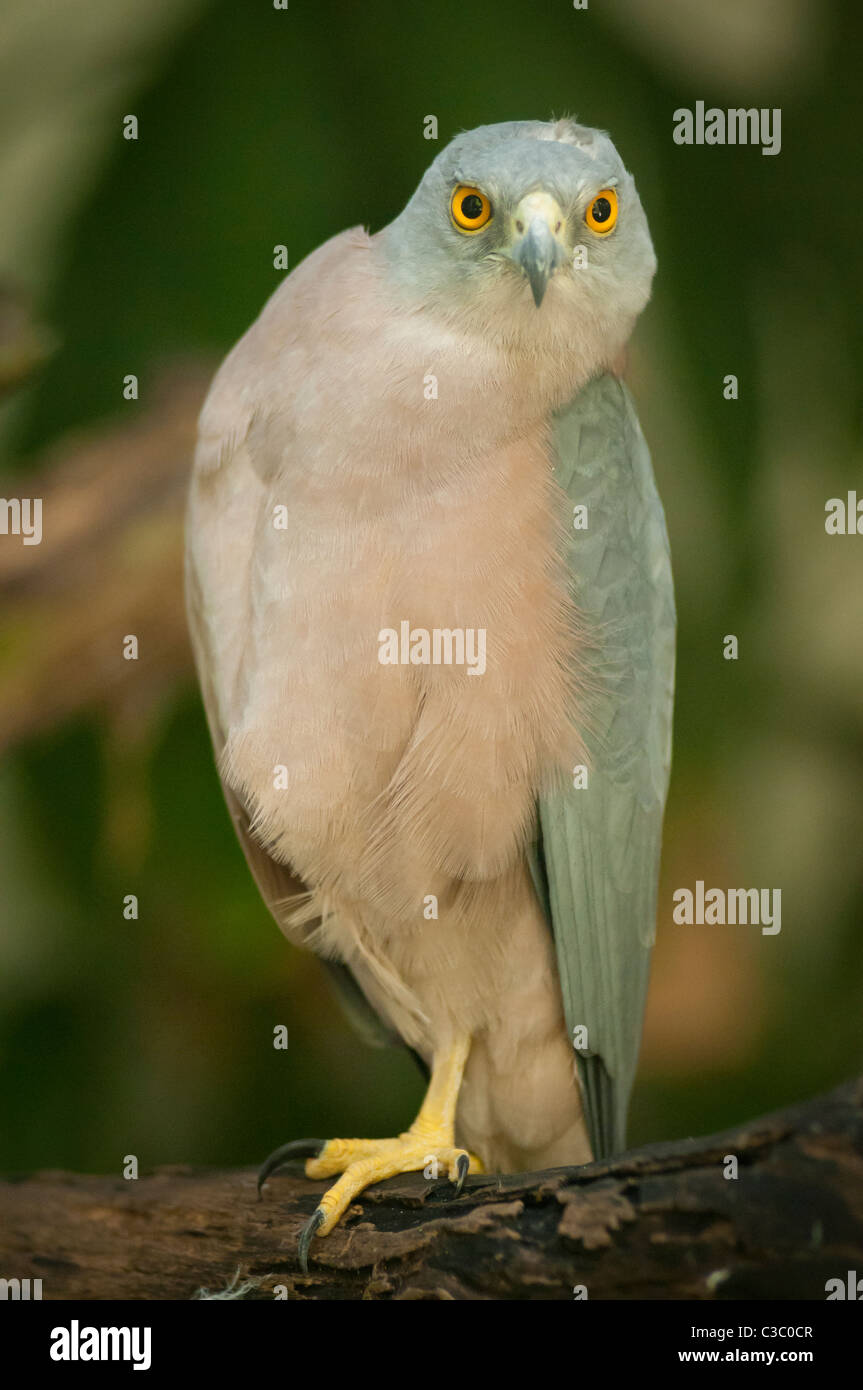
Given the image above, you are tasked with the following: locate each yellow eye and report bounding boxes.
[450,185,493,233]
[585,188,618,234]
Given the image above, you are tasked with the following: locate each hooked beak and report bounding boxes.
[509,192,568,308]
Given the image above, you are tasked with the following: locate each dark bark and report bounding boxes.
[2,1077,862,1300]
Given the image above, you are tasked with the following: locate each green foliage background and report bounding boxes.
[1,0,861,1175]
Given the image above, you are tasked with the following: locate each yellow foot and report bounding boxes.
[258,1131,484,1272]
[256,1035,482,1270]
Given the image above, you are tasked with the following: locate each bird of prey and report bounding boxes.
[185,117,675,1269]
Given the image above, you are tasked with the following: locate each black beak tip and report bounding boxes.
[527,271,549,308]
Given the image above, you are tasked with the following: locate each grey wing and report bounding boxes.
[529,371,676,1160]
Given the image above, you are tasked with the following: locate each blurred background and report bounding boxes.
[1,0,861,1176]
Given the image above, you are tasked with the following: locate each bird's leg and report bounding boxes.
[258,1034,484,1270]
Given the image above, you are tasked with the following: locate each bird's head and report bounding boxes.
[379,118,656,374]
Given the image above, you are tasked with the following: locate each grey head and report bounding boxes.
[378,118,656,358]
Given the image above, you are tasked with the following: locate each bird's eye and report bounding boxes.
[450,185,493,233]
[585,188,618,234]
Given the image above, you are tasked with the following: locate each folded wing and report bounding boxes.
[529,372,676,1159]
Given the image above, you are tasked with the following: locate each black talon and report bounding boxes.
[257,1138,325,1199]
[298,1208,325,1273]
[454,1152,470,1196]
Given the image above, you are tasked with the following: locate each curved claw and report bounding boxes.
[298,1207,325,1273]
[454,1151,470,1196]
[257,1138,325,1199]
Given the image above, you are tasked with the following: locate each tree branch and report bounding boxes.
[2,1077,861,1300]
